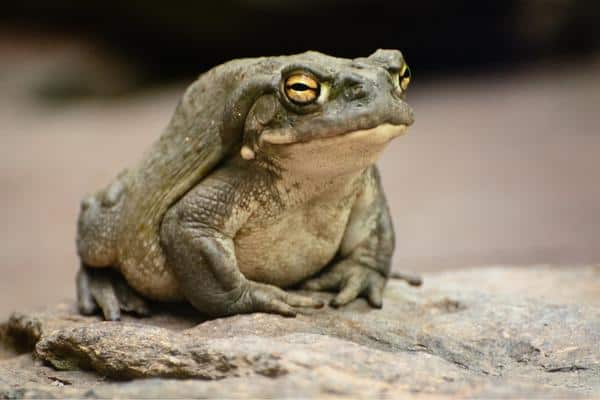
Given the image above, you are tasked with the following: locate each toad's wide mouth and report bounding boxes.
[260,123,409,145]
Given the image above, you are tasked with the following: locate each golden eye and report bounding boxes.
[399,63,411,91]
[284,74,320,104]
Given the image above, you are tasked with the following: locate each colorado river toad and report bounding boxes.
[76,50,416,319]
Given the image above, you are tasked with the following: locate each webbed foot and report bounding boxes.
[303,261,423,309]
[76,264,150,320]
[302,260,389,308]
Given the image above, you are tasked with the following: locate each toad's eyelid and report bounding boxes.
[281,64,332,83]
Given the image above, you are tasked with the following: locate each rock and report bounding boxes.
[1,265,599,398]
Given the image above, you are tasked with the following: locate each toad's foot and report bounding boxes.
[302,260,390,308]
[76,265,150,321]
[228,281,325,317]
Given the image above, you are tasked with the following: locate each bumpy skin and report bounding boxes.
[76,49,416,319]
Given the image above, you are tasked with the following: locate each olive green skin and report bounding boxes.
[76,50,414,320]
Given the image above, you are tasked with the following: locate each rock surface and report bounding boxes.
[1,265,599,398]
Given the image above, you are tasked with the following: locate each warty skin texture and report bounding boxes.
[75,49,415,319]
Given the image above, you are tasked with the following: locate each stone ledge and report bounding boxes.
[1,266,599,398]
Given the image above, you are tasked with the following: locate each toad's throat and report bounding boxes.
[260,123,408,145]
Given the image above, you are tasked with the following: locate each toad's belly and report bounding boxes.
[235,201,354,287]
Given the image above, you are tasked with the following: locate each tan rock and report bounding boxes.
[1,266,599,398]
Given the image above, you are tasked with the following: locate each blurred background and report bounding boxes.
[1,0,599,319]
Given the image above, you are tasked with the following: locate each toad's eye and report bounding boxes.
[398,63,411,91]
[284,74,320,104]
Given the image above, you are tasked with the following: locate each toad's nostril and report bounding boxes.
[345,85,368,101]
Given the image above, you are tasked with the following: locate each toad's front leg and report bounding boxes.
[160,177,323,318]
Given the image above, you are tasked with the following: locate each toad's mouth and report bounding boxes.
[259,123,409,145]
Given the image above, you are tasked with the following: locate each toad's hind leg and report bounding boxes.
[77,264,150,321]
[76,177,150,320]
[76,178,125,268]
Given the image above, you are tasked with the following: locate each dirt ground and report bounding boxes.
[1,52,599,320]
